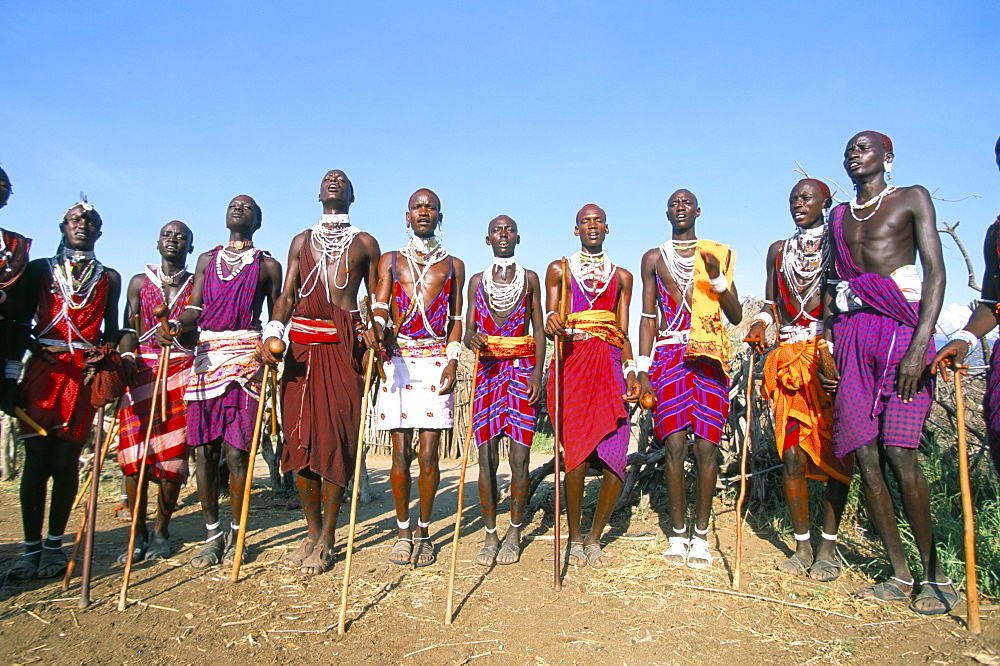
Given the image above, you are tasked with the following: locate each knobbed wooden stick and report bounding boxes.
[954,370,981,633]
[230,338,285,583]
[118,304,172,611]
[444,349,481,625]
[13,407,47,437]
[63,404,120,591]
[337,345,378,635]
[79,404,107,609]
[733,350,755,591]
[552,257,569,591]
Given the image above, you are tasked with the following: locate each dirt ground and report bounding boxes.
[0,452,997,665]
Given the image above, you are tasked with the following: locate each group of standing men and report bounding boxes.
[1,129,996,618]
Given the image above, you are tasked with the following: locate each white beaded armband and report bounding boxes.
[120,351,136,360]
[709,274,729,294]
[263,319,286,341]
[636,355,652,373]
[449,315,463,321]
[371,301,390,312]
[446,341,462,361]
[950,329,979,351]
[4,360,22,380]
[545,310,557,320]
[184,304,203,312]
[751,311,773,328]
[373,315,387,328]
[622,359,637,377]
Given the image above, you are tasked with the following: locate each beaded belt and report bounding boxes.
[779,322,823,345]
[654,329,689,346]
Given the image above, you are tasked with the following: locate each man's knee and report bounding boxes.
[782,445,808,478]
[663,435,688,463]
[692,439,717,467]
[417,447,439,472]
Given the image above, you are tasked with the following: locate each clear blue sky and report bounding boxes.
[3,2,998,336]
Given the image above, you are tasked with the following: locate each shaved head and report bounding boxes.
[576,203,606,224]
[852,131,893,156]
[488,214,517,233]
[408,188,441,210]
[668,189,698,209]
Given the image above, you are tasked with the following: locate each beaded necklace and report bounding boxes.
[399,236,450,334]
[780,224,827,322]
[50,247,104,310]
[299,215,363,298]
[482,257,525,312]
[216,242,257,282]
[658,239,697,317]
[849,185,896,222]
[568,250,614,310]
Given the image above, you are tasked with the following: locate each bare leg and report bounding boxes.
[411,429,442,565]
[389,429,414,540]
[691,437,718,532]
[145,477,182,560]
[297,479,344,576]
[564,459,589,565]
[223,443,251,562]
[117,471,149,564]
[498,441,531,564]
[296,470,323,543]
[853,442,914,594]
[663,431,689,533]
[190,440,225,568]
[815,478,850,562]
[581,466,623,567]
[780,444,814,571]
[476,436,502,566]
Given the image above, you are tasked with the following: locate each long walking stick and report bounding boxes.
[79,404,107,609]
[118,305,172,611]
[444,349,481,625]
[733,349,755,591]
[954,370,981,633]
[63,404,120,591]
[337,346,379,634]
[552,257,569,591]
[230,338,285,583]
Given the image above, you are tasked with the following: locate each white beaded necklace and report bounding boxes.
[568,250,614,310]
[849,184,896,222]
[216,244,257,282]
[50,248,104,310]
[781,225,827,321]
[400,236,450,334]
[659,240,696,315]
[482,257,525,312]
[299,216,362,298]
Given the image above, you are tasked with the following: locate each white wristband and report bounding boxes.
[950,329,979,351]
[709,274,729,294]
[636,355,652,373]
[4,360,22,380]
[262,319,285,341]
[372,301,390,312]
[120,351,136,360]
[622,360,637,378]
[446,341,462,361]
[752,311,773,328]
[373,315,387,328]
[826,341,835,355]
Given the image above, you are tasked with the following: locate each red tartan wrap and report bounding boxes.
[288,316,340,345]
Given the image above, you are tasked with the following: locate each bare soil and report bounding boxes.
[0,453,997,665]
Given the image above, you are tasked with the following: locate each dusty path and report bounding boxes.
[0,453,997,664]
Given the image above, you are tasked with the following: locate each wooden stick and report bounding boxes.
[14,407,47,437]
[444,349,481,625]
[954,371,981,633]
[268,369,278,434]
[159,346,171,423]
[733,350,755,591]
[117,347,168,611]
[230,339,285,583]
[63,405,120,591]
[79,405,107,609]
[552,256,569,591]
[337,346,378,635]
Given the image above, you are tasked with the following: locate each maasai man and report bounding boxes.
[115,221,197,563]
[545,204,638,569]
[0,166,33,417]
[819,131,952,614]
[636,190,742,569]
[745,180,852,581]
[463,215,545,566]
[262,170,381,576]
[157,195,282,569]
[932,135,1000,477]
[364,188,465,567]
[10,201,121,579]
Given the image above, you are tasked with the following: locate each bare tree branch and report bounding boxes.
[937,220,981,291]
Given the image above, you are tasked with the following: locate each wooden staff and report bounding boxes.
[63,404,120,591]
[337,345,379,634]
[954,370,981,633]
[444,349,481,625]
[118,304,171,611]
[733,349,755,591]
[230,338,285,583]
[13,407,48,437]
[552,257,569,591]
[79,404,106,609]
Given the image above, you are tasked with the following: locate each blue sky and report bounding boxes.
[3,2,998,337]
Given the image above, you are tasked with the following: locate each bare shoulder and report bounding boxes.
[127,272,145,293]
[767,239,783,258]
[356,231,381,255]
[525,268,541,285]
[261,254,282,271]
[615,265,634,284]
[897,184,933,206]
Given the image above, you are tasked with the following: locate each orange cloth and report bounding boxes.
[763,336,854,484]
[565,310,625,348]
[686,239,735,373]
[482,335,535,359]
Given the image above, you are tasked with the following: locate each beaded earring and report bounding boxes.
[884,160,893,180]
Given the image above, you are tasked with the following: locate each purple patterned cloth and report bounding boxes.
[186,247,265,449]
[984,343,1000,476]
[829,206,934,456]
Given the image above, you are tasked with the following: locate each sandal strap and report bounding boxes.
[890,576,915,586]
[21,550,42,557]
[918,578,953,586]
[394,537,413,543]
